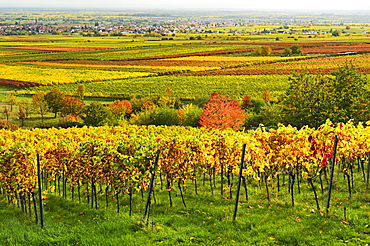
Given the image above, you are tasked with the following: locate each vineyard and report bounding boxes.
[1,121,370,210]
[1,122,370,244]
[0,32,370,99]
[25,74,290,99]
[2,10,370,245]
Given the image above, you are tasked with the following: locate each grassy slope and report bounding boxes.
[1,175,370,246]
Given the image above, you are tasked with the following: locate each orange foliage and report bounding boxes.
[60,96,85,116]
[199,93,247,131]
[109,100,133,118]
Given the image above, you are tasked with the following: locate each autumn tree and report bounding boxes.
[241,95,253,110]
[253,45,272,56]
[0,121,18,130]
[108,100,132,119]
[44,89,65,118]
[4,92,18,111]
[18,105,27,127]
[60,96,85,117]
[18,99,32,119]
[262,89,271,103]
[32,92,48,122]
[157,87,178,108]
[77,84,85,100]
[141,100,156,111]
[199,93,247,131]
[3,107,10,121]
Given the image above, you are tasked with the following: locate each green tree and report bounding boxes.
[283,47,292,56]
[129,107,179,126]
[332,30,340,36]
[330,63,370,123]
[290,44,302,54]
[81,102,112,126]
[282,73,335,128]
[44,89,65,118]
[150,107,179,126]
[281,63,370,128]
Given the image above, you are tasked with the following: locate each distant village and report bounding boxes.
[0,17,357,37]
[1,9,369,37]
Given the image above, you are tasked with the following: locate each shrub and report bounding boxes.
[129,110,153,126]
[130,107,179,126]
[177,104,202,127]
[150,107,179,126]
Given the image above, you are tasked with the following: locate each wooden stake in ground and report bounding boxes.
[325,135,339,216]
[37,153,44,228]
[143,149,161,221]
[367,153,370,189]
[232,144,246,222]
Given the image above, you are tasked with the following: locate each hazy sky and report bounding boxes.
[1,0,370,11]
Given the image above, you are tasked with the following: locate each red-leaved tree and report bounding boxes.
[199,93,247,131]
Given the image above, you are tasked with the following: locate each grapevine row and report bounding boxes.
[1,121,369,211]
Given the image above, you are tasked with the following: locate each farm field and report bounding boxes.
[0,27,370,100]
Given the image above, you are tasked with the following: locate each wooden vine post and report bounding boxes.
[37,153,45,228]
[325,135,339,216]
[143,149,161,222]
[367,153,370,189]
[232,144,247,222]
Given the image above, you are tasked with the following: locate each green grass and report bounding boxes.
[0,97,118,128]
[1,173,370,245]
[0,86,15,91]
[0,104,60,128]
